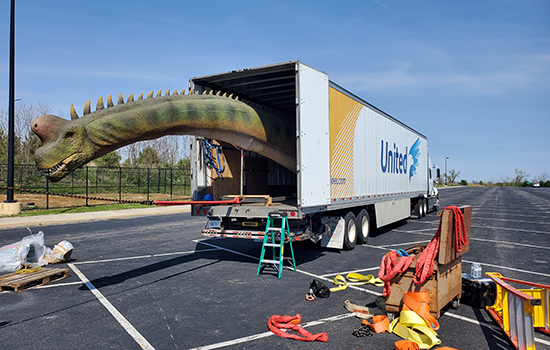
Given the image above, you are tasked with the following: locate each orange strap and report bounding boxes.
[362,315,390,333]
[268,314,328,342]
[395,340,420,350]
[402,292,440,330]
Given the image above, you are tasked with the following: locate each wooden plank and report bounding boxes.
[438,205,471,265]
[0,267,70,293]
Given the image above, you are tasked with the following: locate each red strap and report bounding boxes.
[268,314,328,342]
[378,251,414,297]
[448,206,467,253]
[413,228,440,285]
[413,206,466,285]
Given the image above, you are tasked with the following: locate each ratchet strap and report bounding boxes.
[389,310,441,349]
[330,272,384,292]
[268,314,328,342]
[344,300,387,319]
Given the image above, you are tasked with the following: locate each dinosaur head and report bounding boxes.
[31,114,95,182]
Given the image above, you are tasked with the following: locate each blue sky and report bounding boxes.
[1,0,549,183]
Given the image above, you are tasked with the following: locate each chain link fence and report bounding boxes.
[0,163,192,210]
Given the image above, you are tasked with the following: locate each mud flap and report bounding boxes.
[320,216,345,249]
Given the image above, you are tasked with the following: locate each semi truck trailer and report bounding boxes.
[189,61,439,250]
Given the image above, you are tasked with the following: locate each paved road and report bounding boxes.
[1,187,549,349]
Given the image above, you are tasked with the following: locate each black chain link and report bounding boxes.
[352,323,373,337]
[0,186,154,205]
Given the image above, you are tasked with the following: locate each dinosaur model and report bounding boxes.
[31,90,296,182]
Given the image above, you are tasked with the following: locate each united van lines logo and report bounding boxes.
[380,138,421,181]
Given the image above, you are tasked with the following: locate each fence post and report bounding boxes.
[46,178,49,210]
[147,167,150,202]
[157,167,161,193]
[86,166,89,206]
[118,166,122,203]
[170,168,173,199]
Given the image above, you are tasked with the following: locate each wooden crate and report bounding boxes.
[385,205,472,319]
[385,246,462,319]
[0,267,70,293]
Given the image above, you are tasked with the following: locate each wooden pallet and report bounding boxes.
[0,267,70,293]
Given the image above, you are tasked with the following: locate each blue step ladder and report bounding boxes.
[257,212,296,278]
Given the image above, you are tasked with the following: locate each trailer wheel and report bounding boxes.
[343,212,357,250]
[356,209,370,244]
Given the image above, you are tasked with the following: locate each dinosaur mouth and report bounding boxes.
[40,161,66,177]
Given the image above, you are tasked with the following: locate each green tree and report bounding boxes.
[513,169,529,185]
[95,151,122,167]
[445,169,460,185]
[137,146,161,167]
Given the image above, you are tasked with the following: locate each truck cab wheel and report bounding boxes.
[356,209,370,244]
[343,212,357,250]
[418,199,424,218]
[422,198,427,217]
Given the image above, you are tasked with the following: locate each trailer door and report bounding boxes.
[296,63,331,208]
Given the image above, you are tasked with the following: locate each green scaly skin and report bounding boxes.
[31,92,296,182]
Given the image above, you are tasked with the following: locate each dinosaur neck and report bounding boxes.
[86,94,296,170]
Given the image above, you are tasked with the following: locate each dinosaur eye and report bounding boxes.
[65,132,75,140]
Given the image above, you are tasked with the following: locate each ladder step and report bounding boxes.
[264,243,279,247]
[267,228,282,232]
[261,259,281,265]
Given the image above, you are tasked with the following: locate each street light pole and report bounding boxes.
[445,157,449,187]
[6,0,16,203]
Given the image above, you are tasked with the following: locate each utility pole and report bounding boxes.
[2,0,20,216]
[6,0,16,203]
[445,157,449,187]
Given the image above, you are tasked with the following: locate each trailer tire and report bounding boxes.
[356,209,370,244]
[343,212,357,250]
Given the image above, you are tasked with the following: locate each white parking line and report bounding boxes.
[462,260,550,278]
[470,225,549,235]
[393,230,550,250]
[187,312,356,350]
[68,263,156,350]
[72,248,221,265]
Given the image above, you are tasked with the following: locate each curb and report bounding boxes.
[0,205,192,230]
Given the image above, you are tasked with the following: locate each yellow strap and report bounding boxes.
[15,266,42,274]
[389,311,441,349]
[330,273,384,292]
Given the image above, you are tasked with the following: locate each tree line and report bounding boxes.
[0,102,191,169]
[441,168,549,187]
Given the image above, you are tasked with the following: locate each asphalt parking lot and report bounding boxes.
[1,187,549,349]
